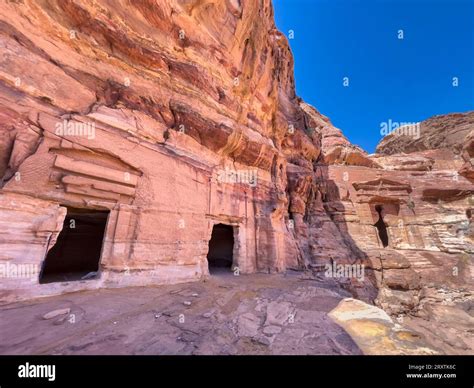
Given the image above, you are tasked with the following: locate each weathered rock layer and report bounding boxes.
[0,0,322,300]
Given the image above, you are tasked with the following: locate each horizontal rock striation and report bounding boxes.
[0,0,325,302]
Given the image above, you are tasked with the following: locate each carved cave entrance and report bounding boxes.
[39,207,109,284]
[374,205,389,248]
[207,223,234,274]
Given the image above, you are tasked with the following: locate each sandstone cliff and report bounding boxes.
[376,111,474,156]
[0,0,326,298]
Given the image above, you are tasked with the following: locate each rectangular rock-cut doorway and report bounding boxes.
[39,207,109,284]
[207,223,235,275]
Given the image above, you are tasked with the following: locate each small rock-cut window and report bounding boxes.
[374,205,389,248]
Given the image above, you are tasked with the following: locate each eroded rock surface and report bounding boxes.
[329,298,437,355]
[0,0,472,355]
[0,274,364,355]
[0,0,321,301]
[314,109,474,354]
[376,112,474,156]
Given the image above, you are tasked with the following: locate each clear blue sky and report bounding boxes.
[273,0,474,153]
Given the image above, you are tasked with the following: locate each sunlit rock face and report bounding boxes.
[0,1,472,353]
[311,109,474,354]
[376,111,474,156]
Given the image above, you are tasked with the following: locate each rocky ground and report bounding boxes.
[0,272,446,355]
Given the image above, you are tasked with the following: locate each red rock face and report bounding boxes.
[376,111,474,156]
[460,130,474,181]
[0,1,472,352]
[306,109,473,353]
[0,0,316,301]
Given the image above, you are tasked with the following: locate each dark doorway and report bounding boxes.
[374,205,389,248]
[39,207,109,284]
[207,224,234,273]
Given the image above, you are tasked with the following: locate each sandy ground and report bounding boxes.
[0,271,362,355]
